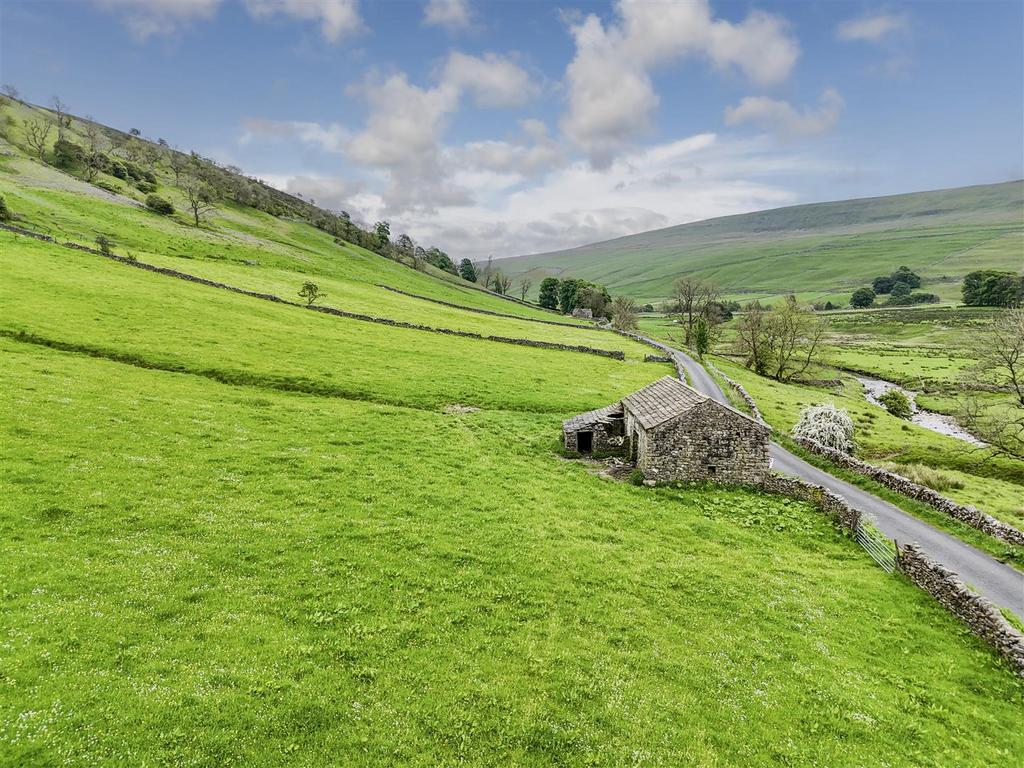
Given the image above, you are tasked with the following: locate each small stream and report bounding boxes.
[855,375,986,446]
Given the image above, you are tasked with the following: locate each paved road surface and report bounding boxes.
[661,343,1024,615]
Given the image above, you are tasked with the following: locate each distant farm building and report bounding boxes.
[562,376,771,484]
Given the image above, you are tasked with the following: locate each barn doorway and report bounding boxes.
[577,431,593,453]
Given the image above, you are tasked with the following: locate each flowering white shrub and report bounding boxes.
[791,402,856,454]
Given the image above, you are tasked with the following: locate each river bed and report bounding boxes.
[855,375,986,446]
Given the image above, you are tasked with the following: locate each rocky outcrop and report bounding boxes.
[896,544,1024,677]
[793,436,1024,546]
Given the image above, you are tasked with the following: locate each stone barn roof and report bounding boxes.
[621,376,768,431]
[562,402,623,432]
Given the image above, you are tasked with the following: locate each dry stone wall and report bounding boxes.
[378,285,590,328]
[896,544,1024,677]
[708,363,765,423]
[793,436,1024,546]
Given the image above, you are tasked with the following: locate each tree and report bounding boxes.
[298,281,325,306]
[182,175,216,226]
[145,194,174,215]
[610,296,639,330]
[374,220,390,248]
[95,234,114,255]
[538,277,560,309]
[2,84,18,99]
[962,270,1024,308]
[734,296,824,382]
[23,118,52,160]
[578,284,610,318]
[168,149,189,185]
[424,247,456,274]
[791,403,856,454]
[0,194,12,222]
[50,96,69,140]
[850,287,876,308]
[458,258,477,283]
[892,265,921,289]
[890,280,912,298]
[959,309,1024,458]
[82,120,106,182]
[692,316,711,358]
[558,278,584,313]
[518,279,532,301]
[480,255,494,288]
[669,277,719,345]
[879,389,912,419]
[491,271,512,295]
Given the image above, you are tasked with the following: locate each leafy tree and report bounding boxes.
[458,258,477,283]
[424,247,456,274]
[374,220,390,247]
[518,279,532,301]
[23,118,52,159]
[610,296,639,330]
[791,403,856,454]
[734,296,824,381]
[145,194,174,215]
[878,389,912,419]
[890,280,912,298]
[850,287,875,308]
[892,265,921,289]
[578,284,611,317]
[538,277,560,309]
[691,316,711,358]
[298,281,325,306]
[52,138,84,169]
[0,194,12,222]
[642,303,655,313]
[872,275,894,294]
[182,175,216,227]
[558,278,585,313]
[95,234,114,255]
[962,270,1024,307]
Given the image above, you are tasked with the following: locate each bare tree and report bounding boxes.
[182,175,216,227]
[50,96,69,140]
[491,271,512,295]
[959,309,1024,458]
[670,276,719,345]
[519,279,532,301]
[1,84,18,99]
[168,148,189,185]
[23,118,53,160]
[610,296,639,331]
[734,296,823,381]
[82,119,106,182]
[481,255,494,288]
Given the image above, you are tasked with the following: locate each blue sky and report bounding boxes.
[1,0,1021,258]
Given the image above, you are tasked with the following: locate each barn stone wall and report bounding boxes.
[564,422,625,455]
[633,401,770,484]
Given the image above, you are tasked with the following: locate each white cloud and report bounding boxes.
[243,0,363,42]
[423,0,472,32]
[441,52,537,108]
[259,173,363,212]
[239,118,349,153]
[95,0,220,40]
[448,119,564,177]
[562,0,800,166]
[724,89,844,139]
[98,0,363,42]
[837,12,909,43]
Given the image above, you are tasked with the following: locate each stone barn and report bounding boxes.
[562,376,771,484]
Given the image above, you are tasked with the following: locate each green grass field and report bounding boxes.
[2,98,1023,765]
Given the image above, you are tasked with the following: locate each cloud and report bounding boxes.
[837,12,909,43]
[239,118,349,153]
[724,89,844,139]
[95,0,220,40]
[562,0,800,166]
[98,0,363,42]
[242,0,363,42]
[423,0,472,32]
[448,119,564,177]
[259,173,364,212]
[441,52,538,108]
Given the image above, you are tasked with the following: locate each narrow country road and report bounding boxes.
[662,343,1024,615]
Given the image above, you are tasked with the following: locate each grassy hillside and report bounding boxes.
[499,182,1024,305]
[2,99,1023,764]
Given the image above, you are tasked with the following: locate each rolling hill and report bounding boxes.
[498,181,1024,305]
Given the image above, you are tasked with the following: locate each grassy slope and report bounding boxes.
[1,99,1023,765]
[3,340,1023,766]
[498,182,1023,304]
